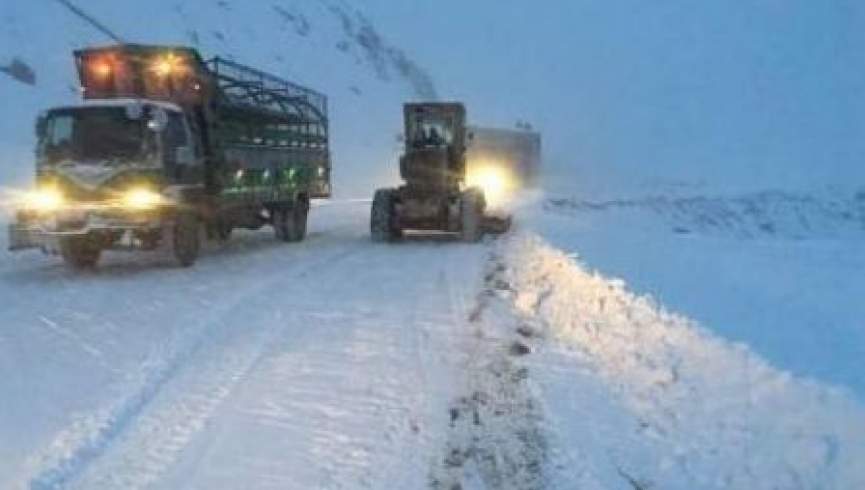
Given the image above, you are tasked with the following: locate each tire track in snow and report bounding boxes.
[26,243,361,490]
[35,315,110,370]
[430,249,552,490]
[143,239,491,489]
[70,306,309,489]
[365,243,487,489]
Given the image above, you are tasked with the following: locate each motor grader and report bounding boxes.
[371,102,510,242]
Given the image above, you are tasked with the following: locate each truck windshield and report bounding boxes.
[40,107,153,164]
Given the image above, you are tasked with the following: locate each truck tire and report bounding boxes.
[460,187,485,243]
[293,199,309,241]
[273,208,290,242]
[60,236,101,270]
[371,189,400,242]
[172,211,201,267]
[274,201,307,242]
[209,219,232,242]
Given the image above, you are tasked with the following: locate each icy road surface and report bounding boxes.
[0,202,488,489]
[1,199,863,489]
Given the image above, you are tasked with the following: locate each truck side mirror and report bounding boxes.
[467,131,475,142]
[175,146,194,166]
[147,117,167,132]
[146,107,168,132]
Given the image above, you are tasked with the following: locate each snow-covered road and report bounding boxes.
[1,202,490,489]
[2,198,863,489]
[67,212,489,490]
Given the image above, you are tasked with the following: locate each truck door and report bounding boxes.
[163,111,197,183]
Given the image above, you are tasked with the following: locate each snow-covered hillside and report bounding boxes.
[0,0,433,194]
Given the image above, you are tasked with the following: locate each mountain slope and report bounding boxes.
[0,0,433,194]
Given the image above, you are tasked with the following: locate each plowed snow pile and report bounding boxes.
[492,233,865,489]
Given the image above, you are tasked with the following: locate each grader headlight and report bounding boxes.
[466,164,514,207]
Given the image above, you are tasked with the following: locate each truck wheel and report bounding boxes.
[60,236,101,270]
[274,202,306,242]
[217,224,233,242]
[293,199,309,242]
[209,219,232,242]
[460,187,485,243]
[172,211,201,267]
[371,189,400,242]
[273,208,290,242]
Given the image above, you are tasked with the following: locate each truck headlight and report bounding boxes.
[21,188,64,212]
[123,188,164,210]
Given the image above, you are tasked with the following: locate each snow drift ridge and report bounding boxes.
[499,234,865,489]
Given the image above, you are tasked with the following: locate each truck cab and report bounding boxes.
[10,44,331,269]
[11,98,204,269]
[36,100,199,192]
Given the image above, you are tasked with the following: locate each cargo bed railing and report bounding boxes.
[206,57,328,127]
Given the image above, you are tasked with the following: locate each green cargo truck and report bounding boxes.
[9,44,331,268]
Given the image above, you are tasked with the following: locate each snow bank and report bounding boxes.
[530,191,865,396]
[501,233,865,489]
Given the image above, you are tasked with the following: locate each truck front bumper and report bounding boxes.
[8,211,164,252]
[8,223,44,251]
